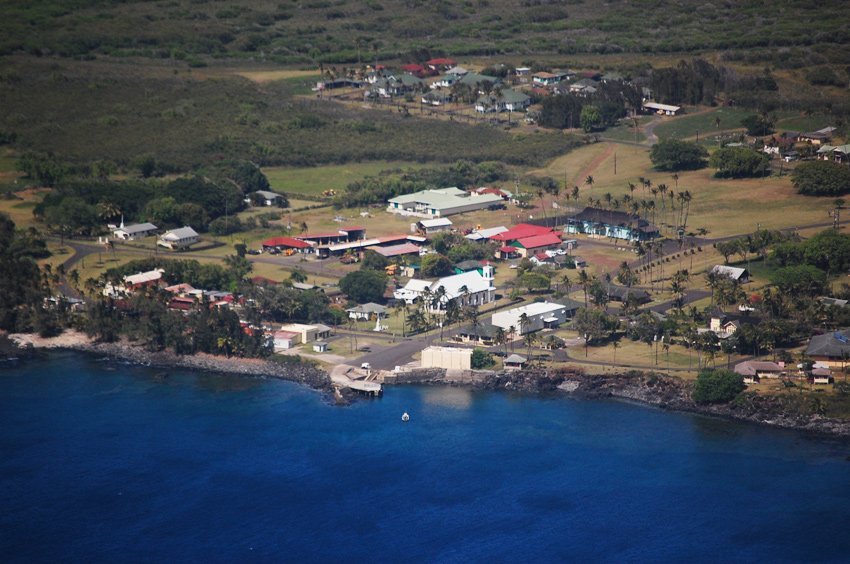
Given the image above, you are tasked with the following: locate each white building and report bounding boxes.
[393,268,496,311]
[273,330,300,351]
[158,226,199,250]
[279,323,331,344]
[421,346,472,370]
[491,302,567,334]
[387,188,503,218]
[416,217,453,235]
[113,221,158,240]
[642,101,682,116]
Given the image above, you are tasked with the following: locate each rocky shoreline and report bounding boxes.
[5,332,850,438]
[5,332,333,395]
[389,367,850,439]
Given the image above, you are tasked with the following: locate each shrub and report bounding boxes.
[709,146,769,178]
[792,161,850,196]
[471,348,495,369]
[650,139,708,171]
[339,270,387,303]
[692,369,746,404]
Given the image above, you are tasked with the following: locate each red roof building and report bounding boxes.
[261,236,311,249]
[511,232,563,257]
[491,223,554,243]
[425,58,456,70]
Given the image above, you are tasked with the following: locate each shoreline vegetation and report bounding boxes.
[5,332,850,439]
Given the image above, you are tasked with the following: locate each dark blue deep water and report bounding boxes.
[2,353,850,562]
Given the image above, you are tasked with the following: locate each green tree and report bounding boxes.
[361,250,389,271]
[709,147,770,178]
[339,269,388,303]
[770,265,827,296]
[740,114,774,136]
[580,105,602,132]
[519,271,551,292]
[792,161,850,197]
[649,139,708,171]
[420,253,454,277]
[471,348,495,369]
[692,369,746,404]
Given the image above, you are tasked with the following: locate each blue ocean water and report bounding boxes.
[2,353,850,562]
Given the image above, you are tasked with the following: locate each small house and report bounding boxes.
[454,322,500,345]
[251,190,286,207]
[347,303,389,321]
[711,265,750,283]
[313,341,328,353]
[416,217,453,235]
[504,354,527,371]
[158,226,199,250]
[734,360,784,383]
[805,330,850,369]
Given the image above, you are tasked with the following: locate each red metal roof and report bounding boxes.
[514,233,562,249]
[426,58,456,65]
[491,224,554,242]
[401,64,424,72]
[498,245,518,253]
[261,236,311,249]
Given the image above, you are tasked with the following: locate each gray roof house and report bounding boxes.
[806,330,850,365]
[474,89,531,113]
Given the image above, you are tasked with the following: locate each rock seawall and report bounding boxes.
[6,332,332,393]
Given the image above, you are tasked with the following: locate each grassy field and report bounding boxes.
[264,161,433,196]
[600,117,650,144]
[652,107,754,140]
[532,142,839,238]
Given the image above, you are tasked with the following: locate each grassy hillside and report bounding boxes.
[0,56,579,169]
[2,0,849,64]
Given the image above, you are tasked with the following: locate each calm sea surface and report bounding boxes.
[2,352,850,562]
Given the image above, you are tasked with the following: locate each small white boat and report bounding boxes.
[401,412,410,422]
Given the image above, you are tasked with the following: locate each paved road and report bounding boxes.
[648,289,712,314]
[347,336,437,370]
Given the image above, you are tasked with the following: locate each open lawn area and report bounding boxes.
[0,189,47,228]
[652,107,754,140]
[532,142,840,238]
[233,69,320,84]
[264,161,435,197]
[601,117,650,143]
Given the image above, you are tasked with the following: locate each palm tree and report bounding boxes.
[518,312,529,337]
[494,327,506,354]
[524,332,537,363]
[612,340,620,364]
[578,269,591,307]
[584,175,594,191]
[508,325,517,352]
[604,192,613,209]
[571,185,579,201]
